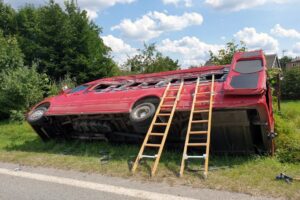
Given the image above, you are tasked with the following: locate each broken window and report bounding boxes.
[170,79,181,84]
[184,77,197,83]
[128,82,142,87]
[94,84,111,90]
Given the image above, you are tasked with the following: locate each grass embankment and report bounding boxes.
[0,101,299,199]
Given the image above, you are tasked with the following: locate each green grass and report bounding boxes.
[0,101,299,199]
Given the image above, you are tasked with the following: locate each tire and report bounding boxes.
[27,107,48,125]
[130,98,159,132]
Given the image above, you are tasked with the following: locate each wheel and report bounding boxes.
[27,106,48,125]
[27,105,53,141]
[130,98,159,132]
[130,98,159,123]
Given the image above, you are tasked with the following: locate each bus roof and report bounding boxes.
[87,65,228,85]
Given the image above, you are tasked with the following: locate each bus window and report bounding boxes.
[184,77,197,83]
[94,84,112,92]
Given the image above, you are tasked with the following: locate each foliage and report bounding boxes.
[281,67,300,100]
[275,101,300,163]
[0,0,16,36]
[0,66,49,118]
[123,43,180,74]
[208,41,247,65]
[9,110,25,122]
[279,56,292,71]
[0,30,24,71]
[46,74,76,96]
[2,0,118,84]
[267,68,281,109]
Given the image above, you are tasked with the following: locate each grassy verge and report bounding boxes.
[0,101,299,199]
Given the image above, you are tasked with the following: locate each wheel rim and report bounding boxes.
[29,109,45,121]
[132,104,154,120]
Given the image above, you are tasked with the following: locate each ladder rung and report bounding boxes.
[189,131,207,134]
[157,113,171,116]
[187,143,207,147]
[140,154,157,159]
[193,110,209,113]
[165,96,176,99]
[199,83,211,86]
[145,143,161,147]
[161,105,173,107]
[184,154,206,159]
[150,133,165,136]
[191,120,208,123]
[154,123,168,126]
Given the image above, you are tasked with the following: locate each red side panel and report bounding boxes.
[224,50,267,95]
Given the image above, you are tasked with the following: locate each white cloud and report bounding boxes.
[5,0,136,20]
[157,36,223,67]
[84,9,99,20]
[112,11,203,41]
[162,0,193,7]
[205,0,286,11]
[270,24,300,39]
[285,43,300,57]
[102,35,137,64]
[234,27,279,53]
[292,42,300,54]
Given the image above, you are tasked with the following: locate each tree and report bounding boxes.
[12,0,118,84]
[0,0,16,36]
[15,5,40,66]
[0,30,24,72]
[281,67,300,100]
[123,43,180,74]
[208,41,247,65]
[279,56,292,71]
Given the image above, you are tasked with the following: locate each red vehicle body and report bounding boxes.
[27,50,275,154]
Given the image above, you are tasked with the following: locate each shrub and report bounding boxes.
[274,101,300,163]
[46,74,76,97]
[281,68,300,100]
[0,66,49,118]
[9,110,25,122]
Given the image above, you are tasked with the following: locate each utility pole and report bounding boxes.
[282,49,287,57]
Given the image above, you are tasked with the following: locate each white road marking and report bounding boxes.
[0,168,196,200]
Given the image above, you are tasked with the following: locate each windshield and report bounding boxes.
[69,85,89,93]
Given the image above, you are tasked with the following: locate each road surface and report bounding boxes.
[0,162,276,200]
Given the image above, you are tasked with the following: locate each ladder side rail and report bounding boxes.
[131,82,171,173]
[179,77,200,177]
[203,74,215,177]
[151,80,184,176]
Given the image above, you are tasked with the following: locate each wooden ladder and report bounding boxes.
[179,74,215,178]
[131,80,184,176]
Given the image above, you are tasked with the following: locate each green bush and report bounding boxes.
[0,66,49,118]
[281,68,300,100]
[9,110,25,122]
[275,101,300,163]
[46,74,76,97]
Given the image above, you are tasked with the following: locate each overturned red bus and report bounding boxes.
[27,50,276,154]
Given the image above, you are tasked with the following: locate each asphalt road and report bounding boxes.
[0,162,276,200]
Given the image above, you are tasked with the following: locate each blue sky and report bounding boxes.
[6,0,300,68]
